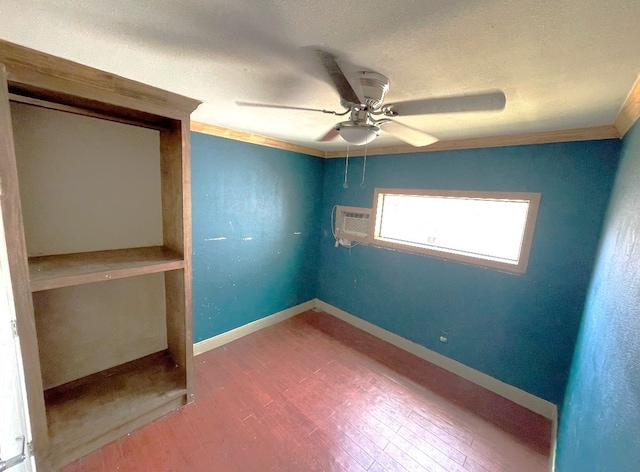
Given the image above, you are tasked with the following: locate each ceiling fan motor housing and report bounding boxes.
[358,71,389,110]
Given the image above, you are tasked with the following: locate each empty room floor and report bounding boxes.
[62,309,552,471]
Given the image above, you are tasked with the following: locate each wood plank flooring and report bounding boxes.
[61,309,552,471]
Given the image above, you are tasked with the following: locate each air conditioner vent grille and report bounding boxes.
[343,213,369,237]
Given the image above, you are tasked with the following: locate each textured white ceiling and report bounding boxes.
[1,0,639,150]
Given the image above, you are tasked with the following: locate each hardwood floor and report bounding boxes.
[61,309,552,471]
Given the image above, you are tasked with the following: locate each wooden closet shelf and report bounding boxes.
[44,351,186,469]
[29,246,185,291]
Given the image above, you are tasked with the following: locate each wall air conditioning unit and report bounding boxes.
[334,205,372,245]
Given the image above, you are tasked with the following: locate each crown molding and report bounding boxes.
[323,125,620,158]
[614,74,640,137]
[191,121,620,159]
[190,121,325,157]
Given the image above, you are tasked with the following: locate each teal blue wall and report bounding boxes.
[189,130,623,407]
[316,141,620,404]
[556,122,640,470]
[190,133,323,342]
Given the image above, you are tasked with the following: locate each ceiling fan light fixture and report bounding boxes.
[336,122,381,146]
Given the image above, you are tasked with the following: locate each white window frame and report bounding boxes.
[370,188,541,274]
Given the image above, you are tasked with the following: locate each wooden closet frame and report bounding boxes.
[0,39,200,470]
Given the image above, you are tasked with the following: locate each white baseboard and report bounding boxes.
[193,299,316,356]
[313,298,557,421]
[192,296,556,422]
[549,408,558,471]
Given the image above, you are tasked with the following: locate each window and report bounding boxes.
[371,188,541,273]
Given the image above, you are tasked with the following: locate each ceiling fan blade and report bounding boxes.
[318,126,340,142]
[315,50,363,105]
[236,101,341,114]
[380,120,439,147]
[387,91,506,116]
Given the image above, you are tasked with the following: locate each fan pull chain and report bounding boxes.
[343,145,350,188]
[360,141,368,188]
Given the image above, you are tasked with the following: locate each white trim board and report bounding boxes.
[313,299,557,420]
[193,300,315,356]
[549,408,558,471]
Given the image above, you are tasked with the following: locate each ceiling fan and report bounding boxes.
[238,50,506,147]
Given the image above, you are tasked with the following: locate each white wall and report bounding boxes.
[11,102,163,256]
